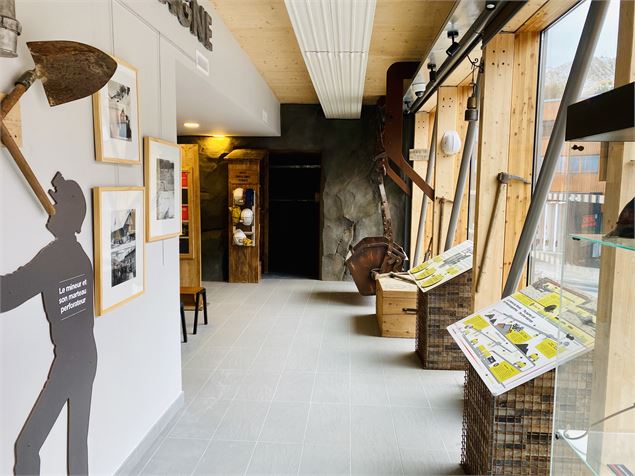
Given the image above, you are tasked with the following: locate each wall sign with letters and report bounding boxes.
[158,0,213,52]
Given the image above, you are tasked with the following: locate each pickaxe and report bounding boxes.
[475,172,531,291]
[1,41,117,215]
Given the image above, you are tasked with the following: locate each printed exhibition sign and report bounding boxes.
[447,278,596,396]
[408,240,473,293]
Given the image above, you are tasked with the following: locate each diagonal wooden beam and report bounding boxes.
[385,163,410,195]
[383,62,435,200]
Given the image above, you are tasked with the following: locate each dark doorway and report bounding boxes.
[267,152,321,278]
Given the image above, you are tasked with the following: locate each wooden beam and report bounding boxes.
[472,33,516,311]
[517,0,580,32]
[502,32,540,290]
[453,85,472,246]
[410,112,431,259]
[432,86,459,255]
[589,1,635,466]
[423,109,437,260]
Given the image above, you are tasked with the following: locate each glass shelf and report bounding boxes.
[556,429,635,476]
[570,233,635,252]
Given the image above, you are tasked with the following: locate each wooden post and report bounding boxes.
[410,112,431,259]
[472,33,515,310]
[589,0,635,467]
[433,87,459,255]
[502,31,540,289]
[453,85,472,245]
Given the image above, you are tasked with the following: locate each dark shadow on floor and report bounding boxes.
[351,314,380,337]
[382,350,422,370]
[311,291,373,306]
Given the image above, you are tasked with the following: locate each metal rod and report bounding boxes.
[407,1,526,115]
[413,116,437,266]
[444,69,482,251]
[502,0,610,297]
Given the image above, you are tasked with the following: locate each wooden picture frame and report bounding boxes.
[92,57,141,164]
[144,137,182,242]
[93,187,146,316]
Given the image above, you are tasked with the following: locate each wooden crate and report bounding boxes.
[376,276,417,338]
[462,366,555,476]
[416,271,472,370]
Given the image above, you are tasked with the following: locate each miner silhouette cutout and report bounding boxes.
[0,173,97,475]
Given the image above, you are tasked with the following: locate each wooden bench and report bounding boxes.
[179,286,208,335]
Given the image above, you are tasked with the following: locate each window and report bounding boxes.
[529,0,618,284]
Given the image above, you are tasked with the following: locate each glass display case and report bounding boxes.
[550,142,635,474]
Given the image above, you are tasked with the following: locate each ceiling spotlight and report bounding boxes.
[485,1,497,10]
[446,30,460,57]
[427,63,437,83]
[184,122,200,128]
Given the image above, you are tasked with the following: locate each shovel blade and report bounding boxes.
[27,41,117,107]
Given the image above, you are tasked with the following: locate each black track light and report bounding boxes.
[485,1,497,11]
[446,30,460,57]
[427,63,437,83]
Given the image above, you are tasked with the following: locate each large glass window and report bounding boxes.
[529,0,619,287]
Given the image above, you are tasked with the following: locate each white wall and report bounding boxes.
[0,1,280,474]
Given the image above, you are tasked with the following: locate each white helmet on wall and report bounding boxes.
[233,228,246,246]
[233,187,245,205]
[241,208,254,226]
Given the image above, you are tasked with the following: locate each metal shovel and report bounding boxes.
[1,40,117,215]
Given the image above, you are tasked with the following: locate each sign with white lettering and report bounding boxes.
[158,0,213,52]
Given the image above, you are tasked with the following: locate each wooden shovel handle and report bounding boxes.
[1,122,55,216]
[0,70,36,120]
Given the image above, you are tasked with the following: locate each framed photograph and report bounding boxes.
[144,137,182,241]
[93,57,141,164]
[93,187,145,315]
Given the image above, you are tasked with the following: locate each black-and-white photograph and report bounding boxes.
[111,209,137,287]
[108,80,133,142]
[156,158,176,220]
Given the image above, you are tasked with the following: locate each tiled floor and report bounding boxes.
[135,279,465,475]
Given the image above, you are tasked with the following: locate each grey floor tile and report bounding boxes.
[351,441,403,475]
[193,440,255,475]
[391,406,445,451]
[260,402,310,443]
[234,371,281,402]
[246,442,303,475]
[251,347,290,372]
[351,372,390,405]
[351,405,399,447]
[218,347,258,370]
[169,398,230,439]
[299,443,350,475]
[141,437,208,475]
[312,372,350,404]
[274,371,315,402]
[285,346,321,371]
[197,370,246,400]
[384,374,430,408]
[213,401,270,441]
[305,403,350,446]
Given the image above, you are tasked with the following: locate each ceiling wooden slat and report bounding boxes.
[211,0,455,105]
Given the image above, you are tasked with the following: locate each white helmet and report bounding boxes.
[233,228,246,246]
[241,208,254,226]
[233,188,245,205]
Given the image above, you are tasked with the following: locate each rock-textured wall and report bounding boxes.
[179,104,405,281]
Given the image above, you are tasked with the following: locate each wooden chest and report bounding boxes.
[375,276,418,338]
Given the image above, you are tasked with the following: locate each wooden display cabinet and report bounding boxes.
[225,149,266,283]
[179,144,202,295]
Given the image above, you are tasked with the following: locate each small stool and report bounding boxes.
[180,302,187,343]
[180,286,208,335]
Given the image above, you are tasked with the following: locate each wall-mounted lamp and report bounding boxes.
[446,30,460,57]
[0,0,22,58]
[183,122,200,129]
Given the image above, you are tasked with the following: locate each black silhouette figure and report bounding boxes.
[0,173,97,475]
